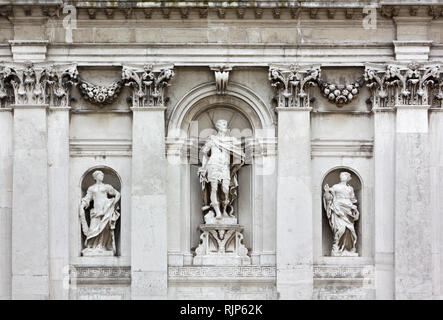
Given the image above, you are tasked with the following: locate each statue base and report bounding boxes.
[193,224,251,266]
[204,211,237,225]
[81,248,114,257]
[331,250,358,257]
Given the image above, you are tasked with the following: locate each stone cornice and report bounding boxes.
[1,2,441,21]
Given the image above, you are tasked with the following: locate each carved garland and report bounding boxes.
[77,77,124,105]
[317,76,365,106]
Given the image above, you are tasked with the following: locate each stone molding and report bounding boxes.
[70,138,132,157]
[6,2,440,21]
[168,266,276,282]
[311,139,373,158]
[70,265,131,285]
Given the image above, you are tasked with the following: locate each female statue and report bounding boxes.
[323,171,360,256]
[79,170,121,256]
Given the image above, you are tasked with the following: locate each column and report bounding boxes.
[131,107,168,299]
[0,108,13,300]
[12,104,49,299]
[395,104,432,299]
[373,108,395,299]
[47,107,70,299]
[276,107,313,299]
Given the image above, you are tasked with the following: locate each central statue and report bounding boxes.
[198,119,244,224]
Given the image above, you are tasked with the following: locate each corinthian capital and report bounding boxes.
[269,64,320,108]
[122,64,174,108]
[0,62,77,108]
[365,63,442,109]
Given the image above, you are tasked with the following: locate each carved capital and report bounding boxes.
[269,64,320,108]
[365,63,442,108]
[210,65,232,95]
[0,62,77,107]
[122,64,175,108]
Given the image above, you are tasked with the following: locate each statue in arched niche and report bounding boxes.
[198,119,244,224]
[79,170,121,256]
[323,171,360,257]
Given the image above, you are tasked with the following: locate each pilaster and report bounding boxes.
[125,64,174,299]
[269,65,319,299]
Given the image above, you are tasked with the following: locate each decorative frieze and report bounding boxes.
[122,64,174,108]
[269,64,320,108]
[365,63,442,108]
[168,266,276,281]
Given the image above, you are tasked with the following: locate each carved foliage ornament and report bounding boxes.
[0,62,77,107]
[365,63,442,108]
[122,64,175,108]
[269,65,320,108]
[318,76,365,107]
[77,77,123,106]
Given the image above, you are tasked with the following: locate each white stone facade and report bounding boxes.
[0,1,443,300]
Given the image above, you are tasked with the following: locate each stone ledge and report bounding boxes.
[168,266,276,282]
[70,265,131,285]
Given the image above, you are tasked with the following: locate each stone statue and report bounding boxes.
[323,171,360,257]
[198,119,244,224]
[79,170,121,256]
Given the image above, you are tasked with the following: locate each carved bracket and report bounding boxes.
[317,76,365,107]
[77,77,123,106]
[0,62,77,107]
[269,64,320,108]
[365,63,442,108]
[122,64,174,108]
[210,65,232,95]
[193,224,250,266]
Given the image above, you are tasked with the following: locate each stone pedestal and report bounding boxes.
[47,107,70,300]
[395,105,432,299]
[131,107,168,299]
[275,107,313,300]
[193,224,250,266]
[373,107,395,299]
[12,105,49,299]
[0,108,12,300]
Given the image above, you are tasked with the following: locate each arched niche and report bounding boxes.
[321,167,363,257]
[167,81,277,266]
[80,166,122,256]
[189,106,254,252]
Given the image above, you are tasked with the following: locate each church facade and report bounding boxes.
[0,0,443,300]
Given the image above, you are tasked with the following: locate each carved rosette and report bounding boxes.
[122,64,174,108]
[0,62,78,108]
[269,65,320,108]
[77,78,123,106]
[365,63,442,108]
